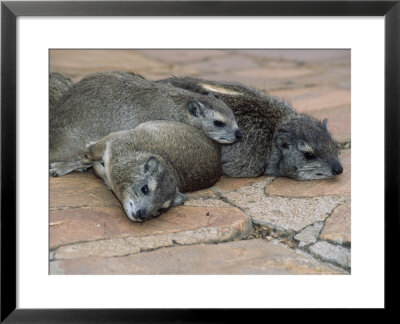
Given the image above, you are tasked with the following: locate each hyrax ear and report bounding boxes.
[83,141,97,162]
[322,118,328,131]
[144,156,161,174]
[274,130,294,151]
[171,191,185,206]
[187,100,205,117]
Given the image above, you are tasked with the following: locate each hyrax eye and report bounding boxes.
[304,152,316,160]
[213,120,226,127]
[141,185,150,195]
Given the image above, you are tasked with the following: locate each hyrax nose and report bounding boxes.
[331,161,343,175]
[136,208,147,220]
[235,129,243,140]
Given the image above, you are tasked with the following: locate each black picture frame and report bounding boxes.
[1,0,399,321]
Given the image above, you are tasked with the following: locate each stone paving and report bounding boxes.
[49,49,351,274]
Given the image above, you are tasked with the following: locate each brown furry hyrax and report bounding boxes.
[50,72,241,177]
[81,121,222,222]
[158,77,343,180]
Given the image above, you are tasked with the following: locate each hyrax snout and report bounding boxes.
[82,121,222,222]
[159,76,343,181]
[50,72,240,176]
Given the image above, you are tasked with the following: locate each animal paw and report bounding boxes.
[49,161,78,177]
[76,168,88,173]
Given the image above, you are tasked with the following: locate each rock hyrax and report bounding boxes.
[49,72,74,110]
[82,121,222,222]
[50,72,241,176]
[159,77,343,180]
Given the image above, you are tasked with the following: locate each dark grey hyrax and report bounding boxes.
[50,71,241,176]
[82,121,222,222]
[49,72,74,110]
[158,77,343,180]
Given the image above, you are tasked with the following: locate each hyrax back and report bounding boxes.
[50,72,241,174]
[83,121,222,221]
[159,77,343,180]
[49,72,74,110]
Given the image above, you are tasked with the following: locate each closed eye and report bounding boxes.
[213,120,226,127]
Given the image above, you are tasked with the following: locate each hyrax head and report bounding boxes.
[112,153,185,222]
[185,95,242,144]
[274,116,343,180]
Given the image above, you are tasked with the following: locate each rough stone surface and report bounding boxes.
[222,182,349,233]
[54,220,253,260]
[320,202,351,245]
[212,175,274,192]
[50,50,167,81]
[50,239,346,275]
[309,241,351,269]
[237,49,350,62]
[184,188,216,199]
[290,89,350,113]
[50,205,251,249]
[186,55,260,73]
[137,49,228,64]
[265,149,351,198]
[294,222,325,248]
[50,171,120,209]
[183,198,232,208]
[55,238,142,259]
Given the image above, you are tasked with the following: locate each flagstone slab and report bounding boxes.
[50,49,168,81]
[320,202,351,246]
[50,171,119,210]
[222,186,349,233]
[294,222,325,249]
[265,149,351,198]
[291,66,351,91]
[53,220,250,260]
[290,89,350,113]
[184,188,216,199]
[136,49,229,64]
[50,204,251,250]
[237,49,350,63]
[212,175,274,192]
[183,198,232,208]
[50,239,346,275]
[309,241,351,270]
[186,55,260,74]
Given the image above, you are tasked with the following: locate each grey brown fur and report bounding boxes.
[82,121,222,221]
[49,72,74,110]
[50,72,241,176]
[159,77,343,180]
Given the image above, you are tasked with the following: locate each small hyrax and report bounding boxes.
[50,72,242,177]
[82,121,222,222]
[158,76,343,180]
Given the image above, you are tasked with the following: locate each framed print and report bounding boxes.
[1,0,399,321]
